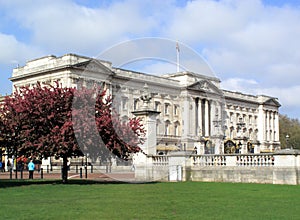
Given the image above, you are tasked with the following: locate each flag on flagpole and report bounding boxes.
[176,42,180,53]
[176,41,180,72]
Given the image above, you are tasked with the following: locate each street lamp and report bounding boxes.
[285,134,291,149]
[85,153,89,179]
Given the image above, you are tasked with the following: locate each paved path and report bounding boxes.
[0,170,136,182]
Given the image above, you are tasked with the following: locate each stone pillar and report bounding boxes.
[274,112,279,142]
[195,98,198,136]
[132,84,160,155]
[132,85,162,182]
[191,99,196,136]
[134,111,160,155]
[266,111,270,141]
[183,96,190,139]
[198,98,202,136]
[257,105,265,142]
[204,99,209,137]
[270,112,274,141]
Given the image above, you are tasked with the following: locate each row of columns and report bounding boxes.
[195,98,210,137]
[183,97,222,137]
[265,110,279,142]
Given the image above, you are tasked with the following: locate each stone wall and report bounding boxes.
[185,167,299,185]
[135,152,300,185]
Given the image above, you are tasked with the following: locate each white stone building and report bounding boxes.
[10,54,281,155]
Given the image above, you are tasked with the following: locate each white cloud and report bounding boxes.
[164,0,300,88]
[0,0,161,55]
[221,77,259,94]
[261,86,300,107]
[1,0,300,118]
[125,61,177,75]
[0,33,43,94]
[165,0,263,44]
[0,33,42,65]
[221,77,300,118]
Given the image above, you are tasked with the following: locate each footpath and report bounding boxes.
[0,169,135,182]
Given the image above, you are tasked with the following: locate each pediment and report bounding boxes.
[74,59,113,76]
[263,98,281,107]
[187,80,223,95]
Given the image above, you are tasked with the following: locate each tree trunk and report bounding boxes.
[62,155,68,183]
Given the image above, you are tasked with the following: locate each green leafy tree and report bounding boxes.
[279,114,300,149]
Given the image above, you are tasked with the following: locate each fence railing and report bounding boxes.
[236,155,274,166]
[192,155,227,166]
[152,156,169,166]
[151,153,299,167]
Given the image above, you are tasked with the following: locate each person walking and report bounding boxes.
[28,160,35,179]
[2,160,5,172]
[7,159,11,172]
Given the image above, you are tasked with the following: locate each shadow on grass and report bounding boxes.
[0,179,159,188]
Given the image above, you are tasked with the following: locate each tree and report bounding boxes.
[279,114,300,149]
[0,82,145,183]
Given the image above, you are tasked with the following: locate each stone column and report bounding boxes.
[266,111,270,141]
[132,95,160,181]
[257,105,265,142]
[183,96,190,139]
[195,98,198,136]
[137,112,159,155]
[133,113,159,155]
[274,112,279,142]
[270,112,274,141]
[198,98,202,136]
[204,99,209,137]
[191,99,196,136]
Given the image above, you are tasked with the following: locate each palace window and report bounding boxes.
[165,120,171,135]
[174,122,180,136]
[249,129,253,140]
[174,124,178,136]
[133,98,139,110]
[229,112,234,123]
[249,115,252,125]
[164,103,170,115]
[254,116,257,124]
[156,119,161,135]
[174,105,179,116]
[155,101,160,111]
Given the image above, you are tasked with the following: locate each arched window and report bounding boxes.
[174,121,180,136]
[164,103,170,115]
[156,119,161,135]
[133,98,139,110]
[165,120,171,135]
[155,101,161,111]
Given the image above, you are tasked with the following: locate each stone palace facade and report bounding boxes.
[10,54,281,155]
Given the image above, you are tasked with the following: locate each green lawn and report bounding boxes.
[0,180,299,220]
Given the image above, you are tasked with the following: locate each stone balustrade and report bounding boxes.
[152,155,169,166]
[136,151,300,184]
[236,155,274,166]
[192,155,227,166]
[151,152,299,168]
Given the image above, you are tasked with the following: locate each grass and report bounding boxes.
[0,180,299,220]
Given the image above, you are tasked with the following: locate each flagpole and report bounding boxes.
[176,42,180,72]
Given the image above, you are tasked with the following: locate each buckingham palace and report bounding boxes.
[10,53,281,155]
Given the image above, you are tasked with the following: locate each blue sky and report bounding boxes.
[1,0,300,119]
